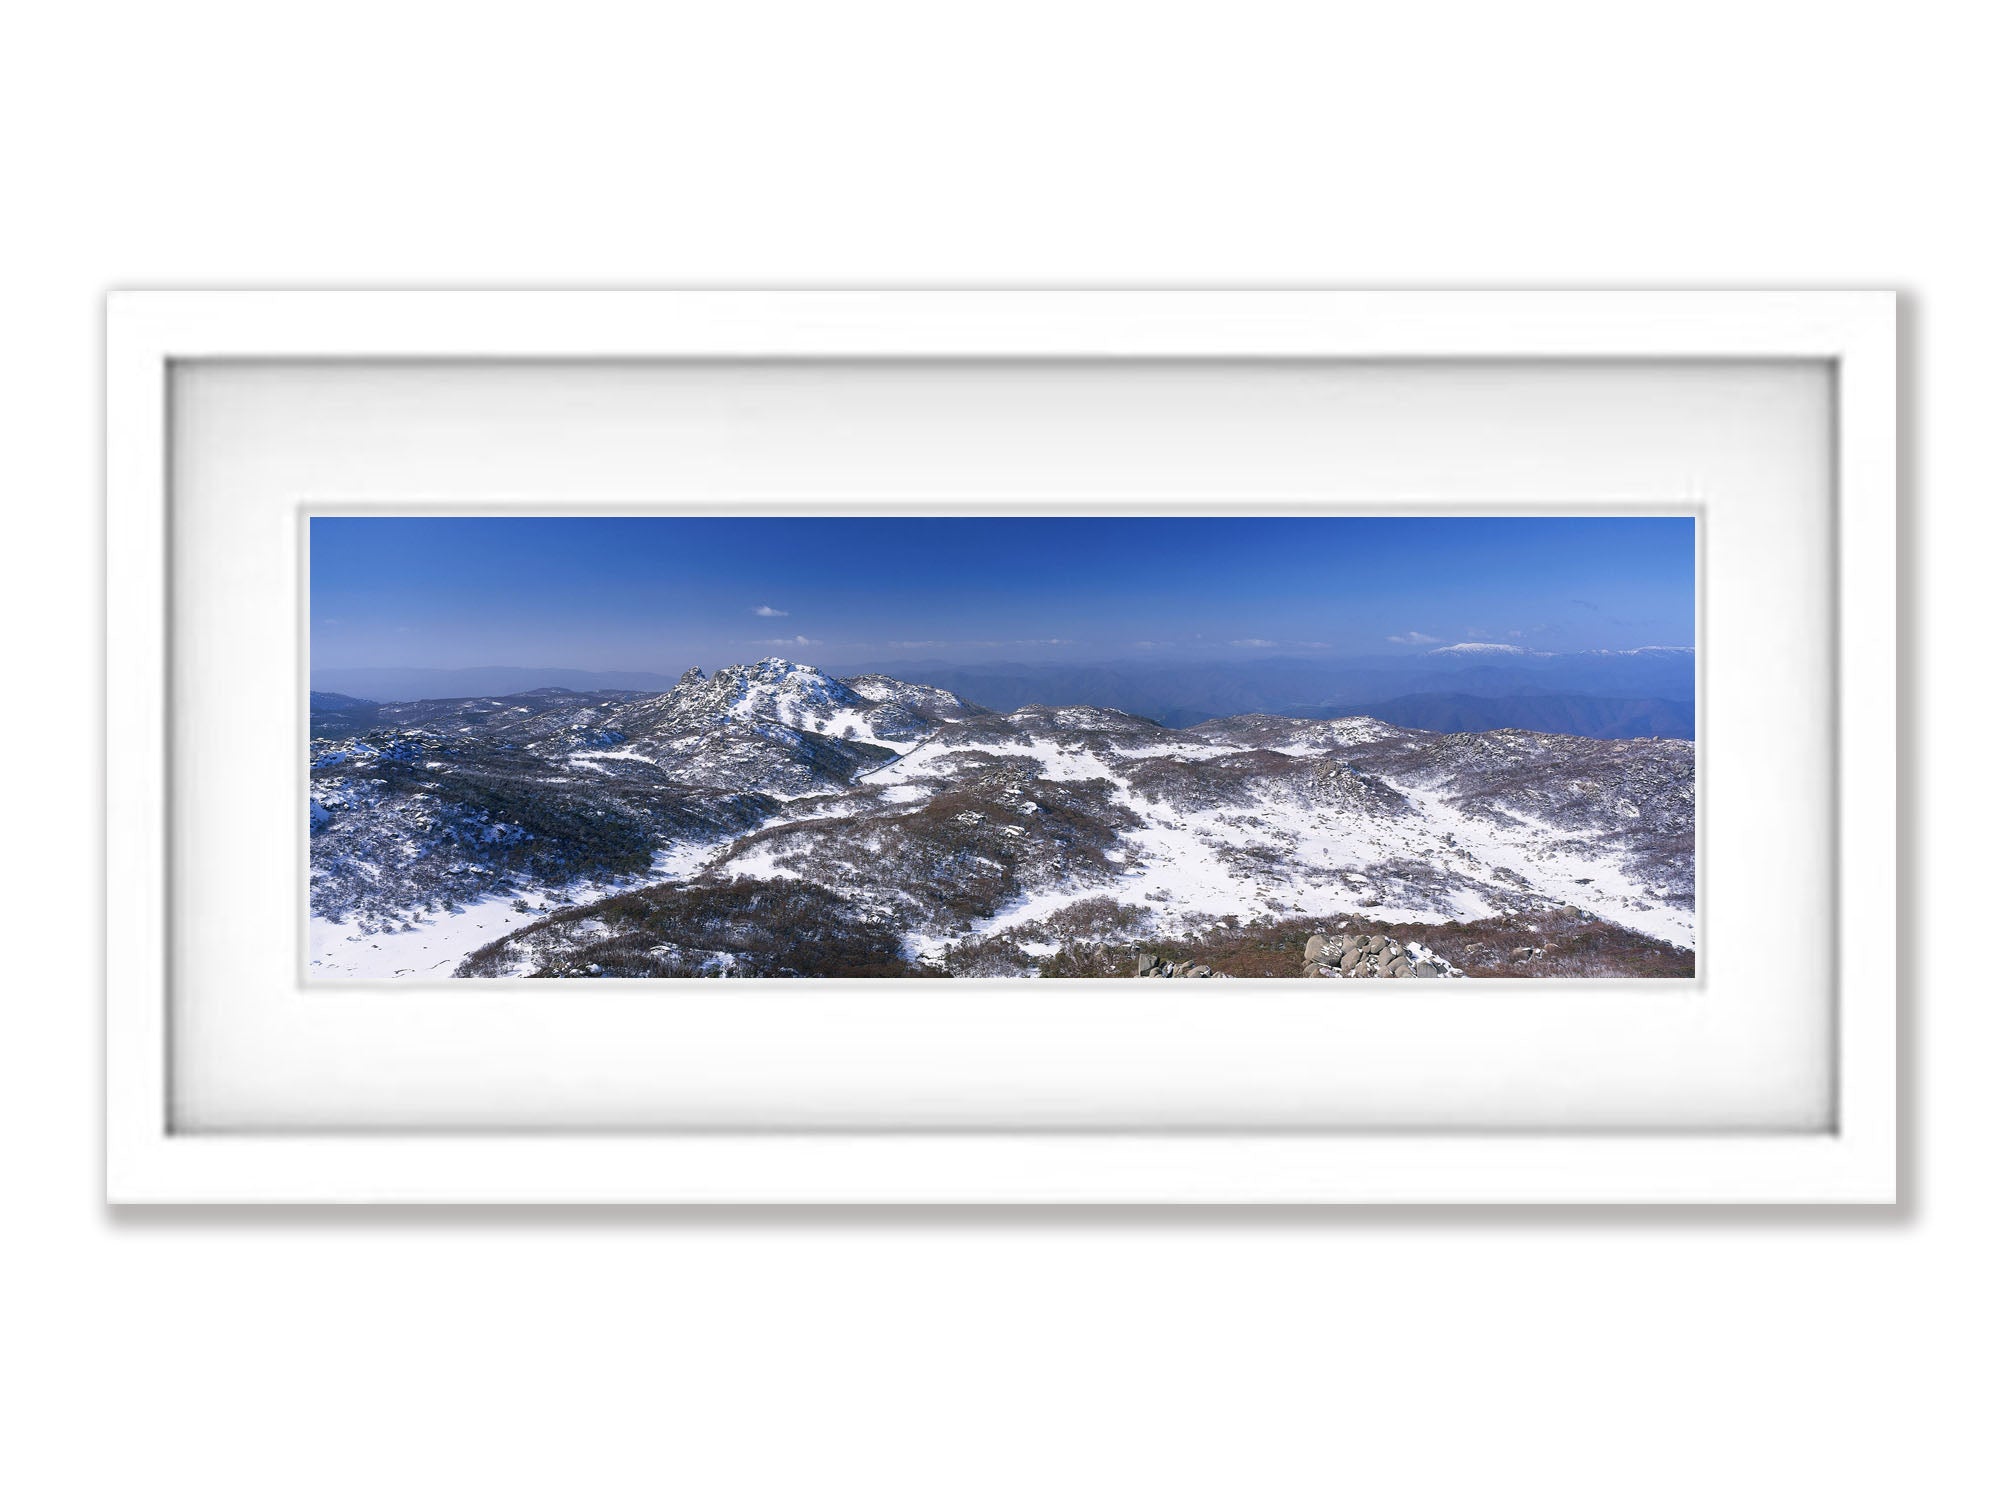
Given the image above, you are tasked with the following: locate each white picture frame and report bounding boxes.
[106,290,1897,1204]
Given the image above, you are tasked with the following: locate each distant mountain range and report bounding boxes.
[839,648,1695,731]
[1317,693,1694,740]
[311,666,690,702]
[313,646,1695,734]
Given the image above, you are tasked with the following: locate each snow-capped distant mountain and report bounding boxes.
[1426,642,1548,657]
[1426,642,1691,658]
[308,658,1696,981]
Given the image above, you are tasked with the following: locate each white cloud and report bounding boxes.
[754,634,817,647]
[1387,631,1441,645]
[1230,638,1276,648]
[751,604,789,617]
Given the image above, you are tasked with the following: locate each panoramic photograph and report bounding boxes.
[308,514,1696,981]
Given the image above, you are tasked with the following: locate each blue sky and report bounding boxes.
[310,515,1695,669]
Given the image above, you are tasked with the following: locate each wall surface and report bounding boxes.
[2,4,1989,1496]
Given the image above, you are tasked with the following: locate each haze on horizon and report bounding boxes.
[310,514,1695,677]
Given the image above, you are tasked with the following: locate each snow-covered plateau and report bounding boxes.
[308,658,1695,980]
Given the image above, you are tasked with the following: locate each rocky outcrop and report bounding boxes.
[1130,929,1463,980]
[1133,952,1219,978]
[1300,928,1456,979]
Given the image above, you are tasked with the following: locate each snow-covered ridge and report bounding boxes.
[1426,642,1692,658]
[840,672,990,721]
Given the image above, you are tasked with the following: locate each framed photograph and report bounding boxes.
[106,290,1896,1203]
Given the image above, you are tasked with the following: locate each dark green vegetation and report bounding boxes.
[721,760,1135,935]
[309,726,775,932]
[456,877,936,978]
[934,896,1153,978]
